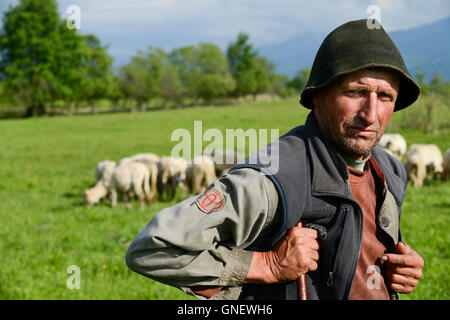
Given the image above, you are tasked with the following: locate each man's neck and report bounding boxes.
[337,152,371,172]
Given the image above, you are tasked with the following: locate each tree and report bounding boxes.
[0,0,114,117]
[107,74,123,112]
[227,32,258,97]
[53,22,91,115]
[119,47,165,111]
[0,0,61,116]
[195,43,235,104]
[252,56,274,98]
[227,33,255,77]
[416,70,450,134]
[159,63,184,108]
[169,46,200,102]
[119,54,152,111]
[429,73,449,99]
[269,73,295,98]
[226,32,276,99]
[289,68,311,92]
[170,43,235,105]
[81,35,115,113]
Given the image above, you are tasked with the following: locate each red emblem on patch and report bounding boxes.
[195,188,224,213]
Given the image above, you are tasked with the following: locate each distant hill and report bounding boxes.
[258,17,450,80]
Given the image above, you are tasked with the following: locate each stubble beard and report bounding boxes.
[321,114,382,159]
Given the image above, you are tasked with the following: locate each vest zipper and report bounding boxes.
[327,207,348,287]
[342,202,364,299]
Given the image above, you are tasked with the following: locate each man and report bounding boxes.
[125,19,424,300]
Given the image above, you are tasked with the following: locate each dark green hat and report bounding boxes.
[300,19,420,111]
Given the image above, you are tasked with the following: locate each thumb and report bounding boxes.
[380,242,408,264]
[394,242,410,254]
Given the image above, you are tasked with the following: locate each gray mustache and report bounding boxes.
[344,117,380,132]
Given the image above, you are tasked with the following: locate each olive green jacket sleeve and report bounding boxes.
[125,168,280,299]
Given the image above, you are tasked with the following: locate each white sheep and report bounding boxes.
[378,133,407,161]
[405,144,444,187]
[118,153,160,166]
[157,156,188,200]
[109,161,152,210]
[203,149,240,177]
[404,153,427,188]
[84,180,109,208]
[186,155,217,195]
[118,153,159,204]
[407,144,444,176]
[84,160,117,207]
[95,160,116,185]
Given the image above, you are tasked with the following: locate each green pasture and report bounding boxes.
[0,98,448,299]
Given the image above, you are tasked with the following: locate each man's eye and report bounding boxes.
[379,92,393,100]
[346,89,361,95]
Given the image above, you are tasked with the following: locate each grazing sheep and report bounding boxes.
[407,144,444,177]
[203,149,240,177]
[405,144,444,187]
[118,153,160,167]
[186,155,217,195]
[157,156,188,200]
[95,160,116,185]
[378,133,407,161]
[84,180,109,208]
[443,149,450,181]
[84,160,117,207]
[109,161,152,210]
[117,153,160,202]
[404,153,427,188]
[118,154,159,204]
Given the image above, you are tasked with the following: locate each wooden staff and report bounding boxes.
[297,221,308,300]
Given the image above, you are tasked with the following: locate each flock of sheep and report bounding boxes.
[378,133,450,187]
[83,134,450,209]
[83,150,240,209]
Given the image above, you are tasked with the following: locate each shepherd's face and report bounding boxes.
[313,68,400,160]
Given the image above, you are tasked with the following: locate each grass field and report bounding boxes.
[0,98,448,300]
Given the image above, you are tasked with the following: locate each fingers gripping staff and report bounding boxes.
[296,222,327,300]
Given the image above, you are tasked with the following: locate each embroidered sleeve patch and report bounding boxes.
[195,188,224,214]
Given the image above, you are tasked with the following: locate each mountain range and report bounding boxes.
[258,16,450,80]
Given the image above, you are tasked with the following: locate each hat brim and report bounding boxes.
[300,64,421,112]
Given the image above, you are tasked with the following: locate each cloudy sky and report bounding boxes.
[1,0,449,67]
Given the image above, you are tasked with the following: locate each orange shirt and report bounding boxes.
[347,157,390,300]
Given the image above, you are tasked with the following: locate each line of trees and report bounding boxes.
[0,0,312,118]
[0,0,448,119]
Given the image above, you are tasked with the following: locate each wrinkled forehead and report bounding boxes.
[335,67,400,90]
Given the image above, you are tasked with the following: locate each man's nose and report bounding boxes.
[359,92,378,125]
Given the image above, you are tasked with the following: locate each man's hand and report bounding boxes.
[245,225,320,284]
[382,242,424,294]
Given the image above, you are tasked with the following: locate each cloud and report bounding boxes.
[373,0,406,13]
[56,0,450,66]
[147,0,176,8]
